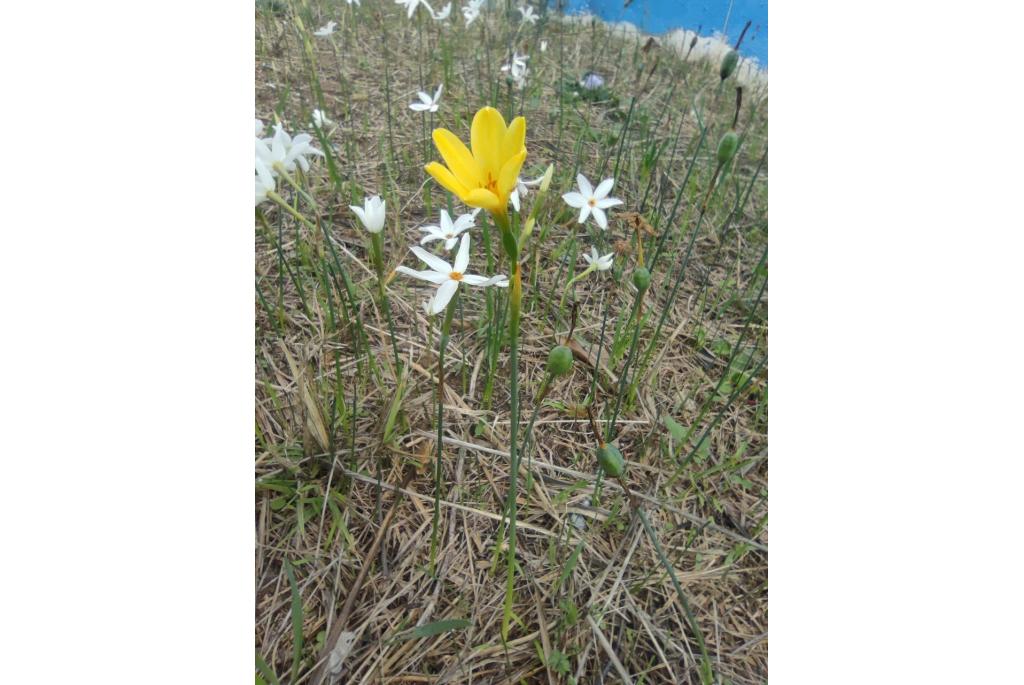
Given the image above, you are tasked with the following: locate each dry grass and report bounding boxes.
[256,4,767,683]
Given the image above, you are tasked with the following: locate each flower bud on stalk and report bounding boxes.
[717,131,739,167]
[632,267,651,292]
[534,344,574,404]
[520,164,555,243]
[596,444,626,478]
[720,49,739,81]
[547,345,574,376]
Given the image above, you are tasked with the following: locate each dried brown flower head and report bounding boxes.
[620,211,656,237]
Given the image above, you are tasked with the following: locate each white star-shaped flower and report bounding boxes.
[255,158,276,206]
[396,0,431,19]
[562,174,623,230]
[462,0,484,26]
[500,51,529,90]
[518,5,537,24]
[396,234,508,314]
[432,2,452,19]
[509,171,546,212]
[313,21,337,36]
[410,84,443,113]
[257,124,324,174]
[311,109,334,130]
[582,246,614,271]
[419,209,478,250]
[350,195,386,233]
[501,52,529,77]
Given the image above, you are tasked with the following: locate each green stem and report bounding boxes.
[267,191,315,229]
[493,373,550,562]
[636,506,714,684]
[380,21,396,168]
[370,231,402,372]
[558,264,596,310]
[521,375,551,475]
[430,290,460,576]
[607,290,644,440]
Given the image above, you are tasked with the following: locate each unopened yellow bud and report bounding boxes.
[539,164,554,193]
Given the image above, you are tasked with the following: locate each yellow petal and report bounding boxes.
[497,148,527,198]
[464,188,501,212]
[425,162,469,199]
[433,128,481,188]
[501,116,526,164]
[471,107,506,181]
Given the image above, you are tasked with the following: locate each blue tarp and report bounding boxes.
[563,0,768,66]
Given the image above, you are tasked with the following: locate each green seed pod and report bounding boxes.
[596,444,626,478]
[717,131,739,167]
[547,345,574,377]
[720,49,739,81]
[632,267,651,291]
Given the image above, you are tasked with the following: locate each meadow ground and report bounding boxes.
[256,2,767,682]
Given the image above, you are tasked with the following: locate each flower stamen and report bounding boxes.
[449,271,463,281]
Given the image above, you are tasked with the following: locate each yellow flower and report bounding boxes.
[425,107,527,215]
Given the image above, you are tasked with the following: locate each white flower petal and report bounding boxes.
[462,273,508,287]
[410,246,452,273]
[596,197,623,209]
[576,174,593,198]
[431,279,459,313]
[439,209,453,233]
[578,204,592,224]
[562,192,586,208]
[396,266,450,284]
[453,233,470,273]
[593,178,615,199]
[452,212,476,231]
[256,159,275,188]
[593,207,608,230]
